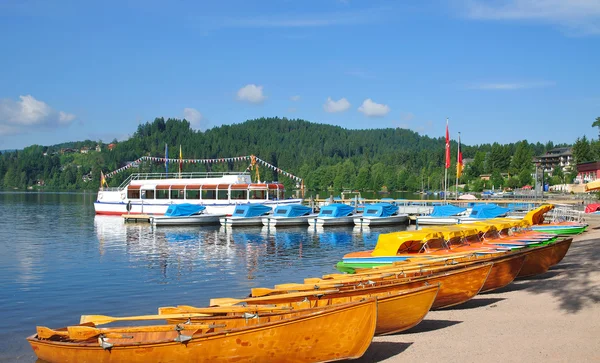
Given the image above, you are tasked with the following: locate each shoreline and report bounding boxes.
[354,217,600,362]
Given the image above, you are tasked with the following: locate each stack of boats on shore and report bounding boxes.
[28,204,586,363]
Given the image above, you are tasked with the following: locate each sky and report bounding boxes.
[0,0,599,150]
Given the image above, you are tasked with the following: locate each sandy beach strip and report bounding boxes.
[354,217,600,363]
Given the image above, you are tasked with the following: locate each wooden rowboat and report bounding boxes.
[166,284,440,336]
[27,298,377,363]
[225,263,492,311]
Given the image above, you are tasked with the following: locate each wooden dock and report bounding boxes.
[122,214,152,223]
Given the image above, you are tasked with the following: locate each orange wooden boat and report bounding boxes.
[548,237,573,266]
[516,243,556,278]
[27,299,377,363]
[168,284,440,336]
[232,263,492,311]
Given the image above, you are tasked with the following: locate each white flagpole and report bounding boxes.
[444,118,448,202]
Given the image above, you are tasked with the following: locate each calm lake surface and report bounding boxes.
[0,192,411,362]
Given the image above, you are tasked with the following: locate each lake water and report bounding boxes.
[0,192,410,362]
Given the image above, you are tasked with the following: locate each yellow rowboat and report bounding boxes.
[28,298,377,363]
[164,284,440,336]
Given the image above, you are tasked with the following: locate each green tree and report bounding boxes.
[573,136,594,164]
[491,170,504,189]
[518,169,532,187]
[593,117,600,139]
[510,141,533,175]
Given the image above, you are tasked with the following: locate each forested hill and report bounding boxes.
[0,117,571,192]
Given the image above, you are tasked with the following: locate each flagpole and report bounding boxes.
[456,132,460,200]
[444,118,449,203]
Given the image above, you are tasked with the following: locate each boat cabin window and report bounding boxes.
[170,189,184,199]
[250,190,265,200]
[127,190,140,199]
[268,190,277,200]
[234,209,245,215]
[365,209,378,214]
[230,190,247,200]
[217,190,228,200]
[186,190,200,200]
[321,210,333,215]
[156,190,169,199]
[202,189,216,200]
[275,209,287,215]
[141,190,155,199]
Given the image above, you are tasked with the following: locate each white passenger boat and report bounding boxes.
[150,204,225,226]
[220,204,272,227]
[94,172,302,216]
[308,204,361,227]
[354,203,408,227]
[262,204,318,227]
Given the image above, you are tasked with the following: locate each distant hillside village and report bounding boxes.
[0,117,599,195]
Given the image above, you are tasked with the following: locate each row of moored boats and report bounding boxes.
[149,202,409,227]
[29,204,587,362]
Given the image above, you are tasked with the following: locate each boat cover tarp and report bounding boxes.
[469,204,510,219]
[165,203,206,217]
[372,231,444,257]
[233,203,272,217]
[585,203,600,213]
[318,204,354,217]
[363,203,398,217]
[585,179,600,192]
[273,204,312,217]
[429,204,466,217]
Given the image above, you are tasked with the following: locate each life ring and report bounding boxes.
[126,201,132,212]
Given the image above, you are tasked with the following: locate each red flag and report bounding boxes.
[445,120,451,169]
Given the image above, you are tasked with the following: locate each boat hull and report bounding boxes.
[480,253,526,292]
[94,199,302,216]
[150,214,225,226]
[415,216,460,225]
[27,299,377,363]
[262,214,319,227]
[354,215,409,227]
[516,243,556,278]
[220,216,266,227]
[308,215,357,227]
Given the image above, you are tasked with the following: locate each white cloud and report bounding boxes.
[463,0,600,35]
[467,81,556,90]
[183,107,203,129]
[290,95,301,102]
[358,98,390,117]
[0,95,75,136]
[323,97,351,113]
[59,111,76,124]
[237,84,266,104]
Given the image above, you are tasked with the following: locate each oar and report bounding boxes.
[209,289,339,307]
[67,323,217,340]
[81,312,235,325]
[158,305,293,315]
[251,283,346,297]
[36,326,131,340]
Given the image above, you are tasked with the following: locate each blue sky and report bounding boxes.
[0,0,599,150]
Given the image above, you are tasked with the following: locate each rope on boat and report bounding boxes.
[102,155,303,183]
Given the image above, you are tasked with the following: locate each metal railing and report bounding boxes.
[116,172,250,190]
